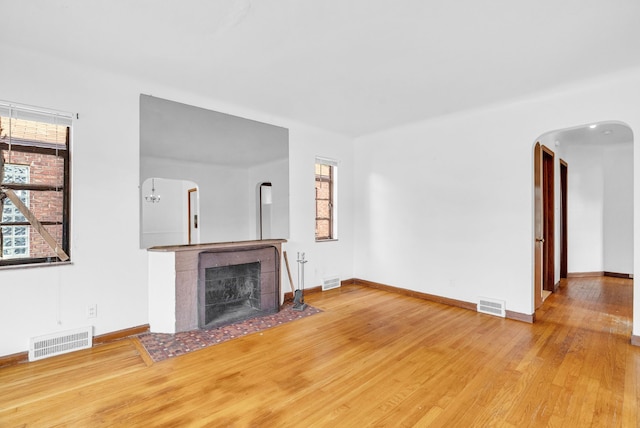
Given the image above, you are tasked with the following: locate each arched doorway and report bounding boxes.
[533,121,634,311]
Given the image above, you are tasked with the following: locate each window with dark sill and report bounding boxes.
[0,103,72,266]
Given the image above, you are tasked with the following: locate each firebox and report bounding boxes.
[198,246,279,329]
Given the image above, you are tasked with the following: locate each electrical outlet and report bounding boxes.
[87,304,97,318]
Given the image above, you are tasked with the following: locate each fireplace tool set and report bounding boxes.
[283,250,308,311]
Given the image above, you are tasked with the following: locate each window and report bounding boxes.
[0,102,72,266]
[2,165,30,258]
[315,158,337,241]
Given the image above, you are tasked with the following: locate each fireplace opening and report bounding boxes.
[203,262,261,327]
[198,247,279,330]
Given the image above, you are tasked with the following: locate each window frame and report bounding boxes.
[0,103,72,267]
[315,157,338,241]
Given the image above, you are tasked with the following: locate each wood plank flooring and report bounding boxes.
[0,277,638,427]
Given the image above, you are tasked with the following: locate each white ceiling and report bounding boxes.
[3,0,640,137]
[553,121,634,148]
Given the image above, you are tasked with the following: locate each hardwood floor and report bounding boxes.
[1,277,638,427]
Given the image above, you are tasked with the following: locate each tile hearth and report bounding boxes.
[138,303,321,362]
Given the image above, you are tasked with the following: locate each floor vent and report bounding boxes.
[477,297,506,318]
[29,326,93,362]
[322,276,341,291]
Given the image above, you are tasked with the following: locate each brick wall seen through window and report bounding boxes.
[0,105,71,266]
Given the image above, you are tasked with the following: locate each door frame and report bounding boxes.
[187,187,198,245]
[534,143,556,309]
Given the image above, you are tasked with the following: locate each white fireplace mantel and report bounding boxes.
[147,239,286,334]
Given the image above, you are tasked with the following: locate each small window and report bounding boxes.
[0,102,72,266]
[315,158,337,241]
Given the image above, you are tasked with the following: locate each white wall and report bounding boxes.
[553,142,634,276]
[354,113,533,311]
[0,47,150,358]
[248,158,290,240]
[603,144,634,274]
[142,156,250,243]
[0,44,355,357]
[285,126,355,292]
[562,144,606,273]
[354,67,640,329]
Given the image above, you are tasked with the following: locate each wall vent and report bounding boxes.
[477,297,506,318]
[322,276,341,291]
[29,326,93,362]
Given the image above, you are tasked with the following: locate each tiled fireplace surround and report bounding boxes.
[148,240,285,334]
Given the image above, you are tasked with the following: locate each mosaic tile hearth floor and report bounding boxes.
[137,303,322,362]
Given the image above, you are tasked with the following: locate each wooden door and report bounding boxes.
[542,146,555,292]
[560,160,568,279]
[534,143,556,309]
[534,143,543,309]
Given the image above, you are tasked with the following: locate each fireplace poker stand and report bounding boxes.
[293,252,308,311]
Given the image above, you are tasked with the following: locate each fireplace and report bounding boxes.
[198,246,279,329]
[147,239,285,334]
